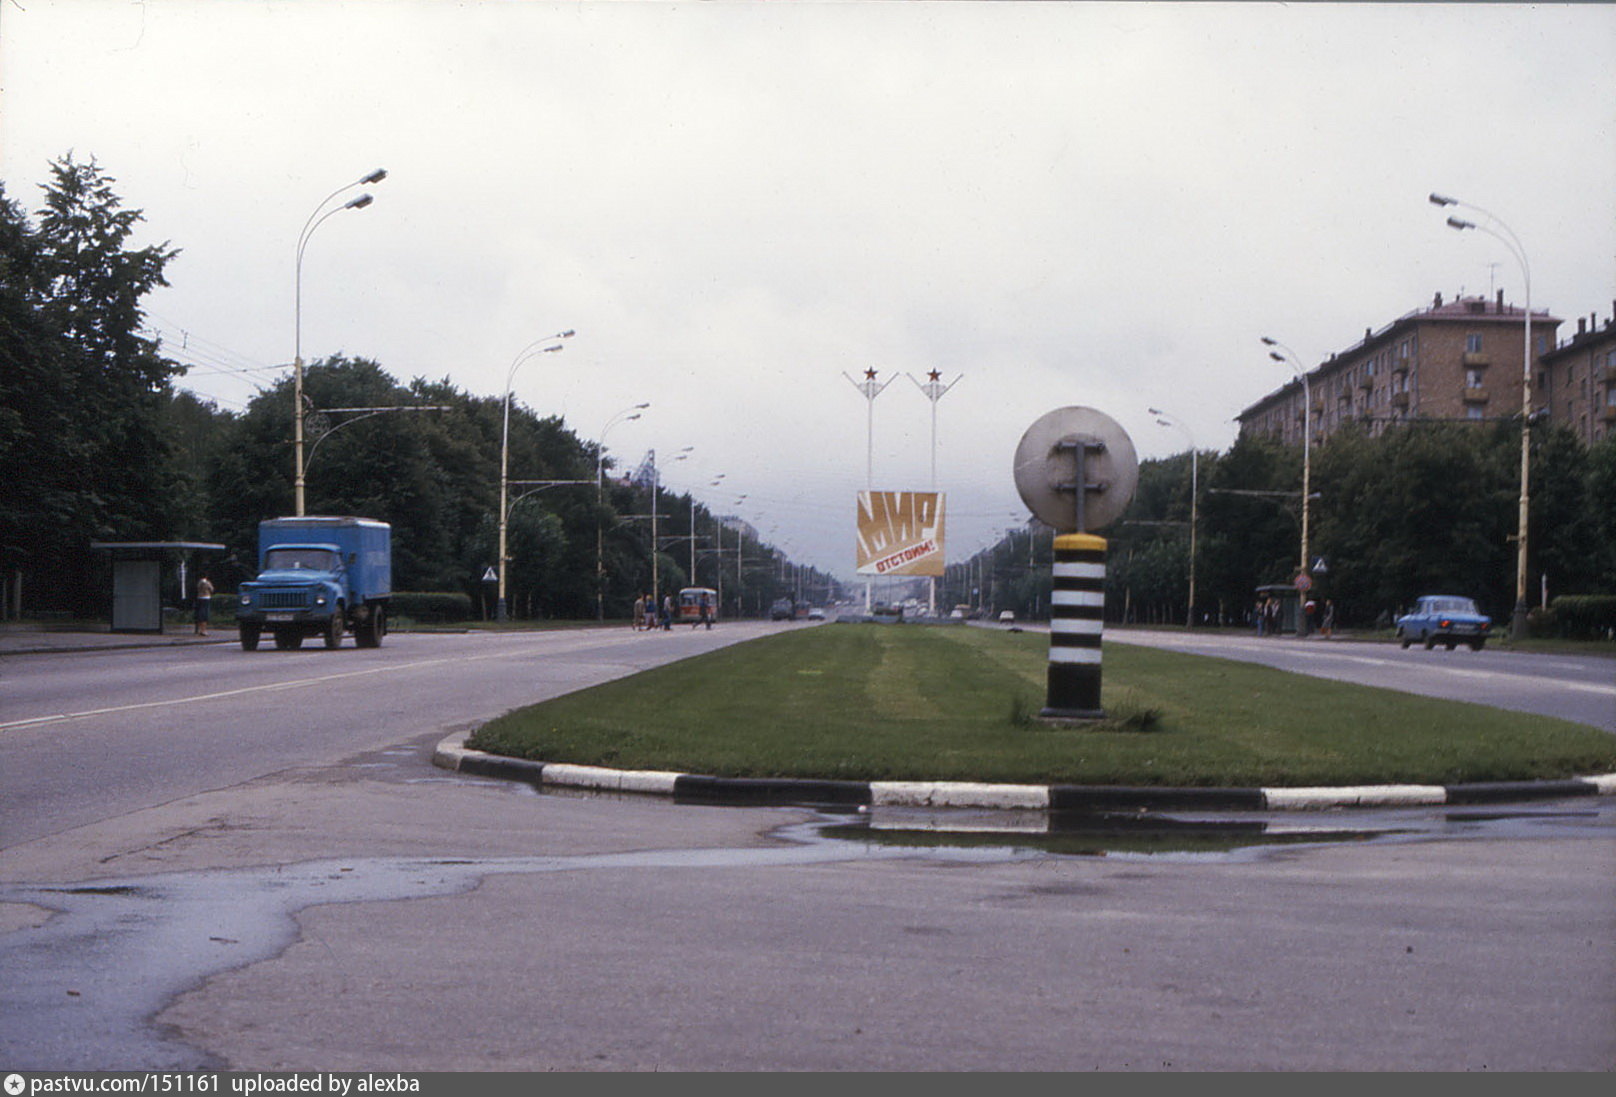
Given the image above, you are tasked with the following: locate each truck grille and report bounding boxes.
[258,591,309,610]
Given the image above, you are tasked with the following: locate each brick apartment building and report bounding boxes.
[1238,291,1563,445]
[1540,303,1616,445]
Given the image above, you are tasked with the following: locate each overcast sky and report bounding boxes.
[3,1,1613,577]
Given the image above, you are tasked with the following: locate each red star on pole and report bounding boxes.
[864,368,878,381]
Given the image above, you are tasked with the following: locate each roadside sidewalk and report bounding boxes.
[0,623,234,656]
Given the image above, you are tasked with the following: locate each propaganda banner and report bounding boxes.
[856,491,946,577]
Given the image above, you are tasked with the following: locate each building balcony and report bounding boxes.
[1391,391,1410,409]
[1462,387,1489,404]
[1600,404,1616,424]
[1463,352,1490,367]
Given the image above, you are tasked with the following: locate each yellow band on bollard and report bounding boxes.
[1053,532,1108,553]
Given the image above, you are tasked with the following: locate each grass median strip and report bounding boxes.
[467,626,1616,788]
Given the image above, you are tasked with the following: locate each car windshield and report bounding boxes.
[263,548,340,572]
[1427,597,1478,614]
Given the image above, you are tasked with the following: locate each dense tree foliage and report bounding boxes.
[1,156,183,615]
[972,422,1614,630]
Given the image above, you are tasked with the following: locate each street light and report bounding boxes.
[596,403,649,620]
[1430,192,1534,641]
[691,474,726,585]
[294,169,387,515]
[1261,337,1313,586]
[1149,407,1198,629]
[649,447,690,607]
[498,330,576,620]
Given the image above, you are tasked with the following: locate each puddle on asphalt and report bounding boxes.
[0,837,1024,1071]
[820,810,1397,858]
[821,801,1615,858]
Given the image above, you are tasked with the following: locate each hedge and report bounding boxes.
[389,591,475,623]
[1548,594,1616,640]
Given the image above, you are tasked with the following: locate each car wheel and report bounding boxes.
[1397,629,1411,649]
[1423,633,1437,650]
[1469,639,1485,651]
[1445,641,1457,651]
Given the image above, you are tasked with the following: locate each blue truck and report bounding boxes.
[236,517,391,651]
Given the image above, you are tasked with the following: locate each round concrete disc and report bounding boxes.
[1013,406,1139,532]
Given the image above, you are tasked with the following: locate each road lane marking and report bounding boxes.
[1,628,762,732]
[0,642,576,731]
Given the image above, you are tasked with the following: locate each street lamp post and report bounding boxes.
[597,404,649,620]
[1261,338,1313,583]
[1149,407,1198,629]
[908,369,962,617]
[294,169,386,516]
[691,475,725,586]
[1430,192,1534,642]
[844,368,894,613]
[648,447,690,608]
[498,331,575,621]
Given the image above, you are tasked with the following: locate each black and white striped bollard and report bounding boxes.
[1042,532,1106,719]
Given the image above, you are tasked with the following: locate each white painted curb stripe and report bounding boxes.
[871,781,1050,810]
[541,762,681,795]
[1263,784,1447,810]
[1050,619,1103,635]
[1586,773,1616,795]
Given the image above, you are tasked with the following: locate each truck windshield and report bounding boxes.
[263,548,340,572]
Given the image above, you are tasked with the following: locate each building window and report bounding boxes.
[1466,334,1483,353]
[1467,406,1485,420]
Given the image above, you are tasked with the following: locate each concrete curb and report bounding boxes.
[431,732,1616,812]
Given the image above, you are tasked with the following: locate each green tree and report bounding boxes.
[0,157,182,615]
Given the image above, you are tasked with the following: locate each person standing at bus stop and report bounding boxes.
[194,575,214,636]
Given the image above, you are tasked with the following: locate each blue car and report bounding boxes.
[1395,595,1492,651]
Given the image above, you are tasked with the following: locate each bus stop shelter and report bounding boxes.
[91,541,226,633]
[1254,583,1302,635]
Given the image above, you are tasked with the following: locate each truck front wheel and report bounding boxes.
[240,623,261,651]
[324,610,344,649]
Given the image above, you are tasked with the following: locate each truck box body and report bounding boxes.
[237,517,391,650]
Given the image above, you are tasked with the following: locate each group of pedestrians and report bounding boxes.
[629,592,715,631]
[632,593,672,631]
[1254,595,1335,638]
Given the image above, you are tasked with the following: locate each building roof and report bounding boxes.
[1237,293,1561,422]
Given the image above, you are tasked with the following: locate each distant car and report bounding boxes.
[807,606,826,620]
[1396,595,1491,651]
[998,610,1016,624]
[770,598,795,621]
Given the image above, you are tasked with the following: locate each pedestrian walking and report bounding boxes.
[1322,599,1336,639]
[661,594,673,631]
[632,593,645,631]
